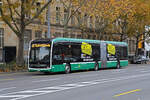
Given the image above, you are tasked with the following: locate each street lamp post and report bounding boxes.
[47,0,51,38]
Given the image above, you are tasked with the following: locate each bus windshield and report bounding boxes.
[29,46,50,64]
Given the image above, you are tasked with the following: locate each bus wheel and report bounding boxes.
[65,64,71,74]
[94,62,99,71]
[116,63,120,69]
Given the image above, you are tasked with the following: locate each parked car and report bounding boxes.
[133,55,148,64]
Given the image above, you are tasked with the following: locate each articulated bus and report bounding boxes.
[28,38,128,74]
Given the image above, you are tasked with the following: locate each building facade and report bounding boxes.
[0,0,137,63]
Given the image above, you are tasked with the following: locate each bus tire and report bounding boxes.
[94,62,99,71]
[65,64,71,74]
[116,63,120,69]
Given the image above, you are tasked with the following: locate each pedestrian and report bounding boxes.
[116,50,120,69]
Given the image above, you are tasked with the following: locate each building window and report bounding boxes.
[0,28,4,48]
[95,16,99,29]
[70,34,75,38]
[77,11,81,26]
[36,2,41,13]
[93,35,96,39]
[129,40,135,54]
[24,29,32,50]
[64,8,68,23]
[0,28,4,62]
[0,0,2,16]
[24,0,30,18]
[84,14,88,27]
[45,30,47,38]
[63,32,69,37]
[77,34,81,39]
[89,16,93,29]
[71,10,75,26]
[56,7,60,24]
[54,32,61,37]
[35,30,42,39]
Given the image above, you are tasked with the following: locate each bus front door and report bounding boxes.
[101,42,107,68]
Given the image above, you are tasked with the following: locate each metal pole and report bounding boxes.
[47,0,50,38]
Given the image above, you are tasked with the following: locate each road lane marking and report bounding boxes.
[135,69,147,72]
[32,78,60,83]
[0,73,150,100]
[31,76,50,78]
[0,72,29,76]
[0,87,16,92]
[0,78,15,82]
[114,89,141,97]
[140,70,150,73]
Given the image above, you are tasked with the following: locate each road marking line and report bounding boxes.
[32,78,60,83]
[0,73,150,100]
[31,76,50,78]
[0,87,16,92]
[135,69,146,72]
[0,78,15,82]
[0,72,29,76]
[114,89,141,97]
[140,70,150,73]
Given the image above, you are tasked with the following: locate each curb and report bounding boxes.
[0,70,28,74]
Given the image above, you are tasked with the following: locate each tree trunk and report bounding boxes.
[16,36,24,66]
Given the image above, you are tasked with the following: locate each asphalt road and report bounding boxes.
[0,64,150,100]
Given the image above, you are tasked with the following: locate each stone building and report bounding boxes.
[0,0,136,63]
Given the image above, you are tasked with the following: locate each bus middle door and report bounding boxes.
[100,42,107,68]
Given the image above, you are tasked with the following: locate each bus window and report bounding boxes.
[92,44,100,61]
[116,46,128,60]
[71,43,81,62]
[29,47,50,64]
[52,44,63,64]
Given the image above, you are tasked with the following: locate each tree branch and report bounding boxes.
[31,0,36,6]
[0,9,20,37]
[14,8,21,17]
[60,0,68,9]
[7,0,20,33]
[66,0,86,26]
[25,0,52,26]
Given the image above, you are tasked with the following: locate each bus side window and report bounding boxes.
[61,44,72,62]
[52,44,63,65]
[92,44,100,61]
[115,46,128,60]
[71,43,81,62]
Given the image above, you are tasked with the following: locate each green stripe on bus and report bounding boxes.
[120,60,128,67]
[107,61,117,68]
[51,64,66,72]
[70,62,95,71]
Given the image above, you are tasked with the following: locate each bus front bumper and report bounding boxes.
[28,68,51,72]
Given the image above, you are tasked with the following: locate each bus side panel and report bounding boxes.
[71,62,95,71]
[51,64,65,72]
[120,60,128,67]
[81,62,95,70]
[70,63,80,71]
[29,68,51,72]
[98,61,102,68]
[106,61,117,68]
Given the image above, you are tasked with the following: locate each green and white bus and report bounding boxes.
[28,38,128,73]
